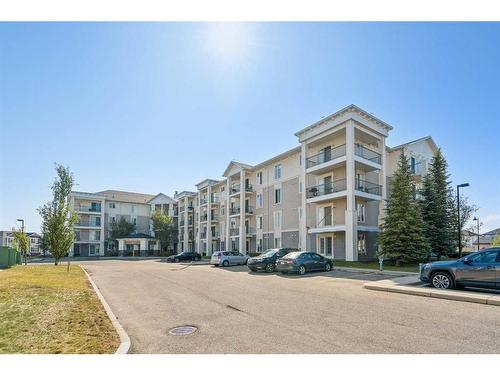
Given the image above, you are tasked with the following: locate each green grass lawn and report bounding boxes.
[333,260,420,273]
[0,265,120,354]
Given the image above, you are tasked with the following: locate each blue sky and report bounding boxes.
[1,22,499,233]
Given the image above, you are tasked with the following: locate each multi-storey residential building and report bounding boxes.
[186,104,437,260]
[174,191,197,252]
[67,105,438,261]
[0,231,41,255]
[69,190,178,256]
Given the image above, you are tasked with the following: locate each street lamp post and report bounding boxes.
[457,183,469,258]
[473,216,480,252]
[17,218,26,265]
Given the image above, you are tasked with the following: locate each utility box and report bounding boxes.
[0,246,21,268]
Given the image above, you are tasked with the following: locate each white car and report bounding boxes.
[211,251,249,267]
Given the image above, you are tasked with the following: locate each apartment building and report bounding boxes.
[69,190,178,256]
[0,231,42,255]
[186,104,437,260]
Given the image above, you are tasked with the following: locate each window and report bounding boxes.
[256,172,263,185]
[299,155,302,166]
[274,188,281,204]
[257,239,263,252]
[257,216,263,229]
[299,181,303,193]
[274,237,281,248]
[109,202,116,209]
[357,203,365,223]
[274,164,281,179]
[357,233,367,255]
[256,193,263,208]
[221,206,225,215]
[410,157,416,174]
[132,217,137,225]
[323,206,332,226]
[93,230,101,241]
[131,205,135,213]
[468,251,498,264]
[109,215,116,224]
[273,211,282,228]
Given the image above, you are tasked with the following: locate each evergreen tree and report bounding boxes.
[378,151,430,264]
[419,149,455,259]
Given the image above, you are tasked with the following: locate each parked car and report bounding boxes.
[247,248,298,272]
[166,251,202,263]
[211,251,249,267]
[420,247,500,289]
[276,251,333,275]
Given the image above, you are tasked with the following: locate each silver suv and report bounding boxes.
[211,251,249,267]
[420,247,500,289]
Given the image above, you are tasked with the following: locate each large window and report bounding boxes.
[274,188,281,204]
[274,237,281,248]
[257,215,263,229]
[274,164,281,179]
[323,206,332,226]
[257,171,263,185]
[357,233,367,255]
[357,203,365,223]
[273,211,282,228]
[256,193,263,208]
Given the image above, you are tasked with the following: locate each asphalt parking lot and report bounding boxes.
[82,259,500,354]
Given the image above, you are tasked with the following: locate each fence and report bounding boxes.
[0,247,22,268]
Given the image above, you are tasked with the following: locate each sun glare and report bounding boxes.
[202,23,256,67]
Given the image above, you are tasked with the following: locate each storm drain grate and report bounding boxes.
[168,325,198,336]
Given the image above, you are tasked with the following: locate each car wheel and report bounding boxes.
[298,265,306,275]
[325,263,332,272]
[431,272,453,289]
[174,258,179,263]
[265,263,275,273]
[222,260,229,267]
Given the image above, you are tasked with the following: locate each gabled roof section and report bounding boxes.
[253,146,301,170]
[387,136,438,153]
[174,191,197,199]
[222,161,254,178]
[195,179,221,189]
[294,104,394,139]
[96,190,156,204]
[147,193,175,204]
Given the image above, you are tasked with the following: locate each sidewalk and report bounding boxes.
[334,266,417,277]
[364,275,500,306]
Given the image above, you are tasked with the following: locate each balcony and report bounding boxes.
[210,196,220,204]
[230,185,241,195]
[229,206,240,216]
[200,214,208,222]
[355,180,382,196]
[179,207,185,213]
[245,184,253,193]
[355,144,381,164]
[244,206,254,215]
[211,214,219,221]
[76,205,101,213]
[245,227,255,236]
[229,228,240,236]
[201,232,207,239]
[211,232,220,239]
[200,198,208,205]
[179,220,185,226]
[76,220,101,227]
[306,144,346,169]
[306,179,347,199]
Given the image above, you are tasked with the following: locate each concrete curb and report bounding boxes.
[364,276,500,306]
[81,265,131,354]
[334,266,417,277]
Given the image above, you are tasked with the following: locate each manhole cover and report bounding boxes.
[168,325,198,336]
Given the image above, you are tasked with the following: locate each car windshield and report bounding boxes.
[261,249,278,257]
[282,252,304,259]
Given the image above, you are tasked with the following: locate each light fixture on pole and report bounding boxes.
[456,183,469,258]
[473,216,480,252]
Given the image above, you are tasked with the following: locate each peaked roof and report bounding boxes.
[387,136,438,153]
[294,104,394,137]
[483,228,500,236]
[96,190,156,204]
[147,193,175,204]
[222,161,254,177]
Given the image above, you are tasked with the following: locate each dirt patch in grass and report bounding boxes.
[0,265,120,354]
